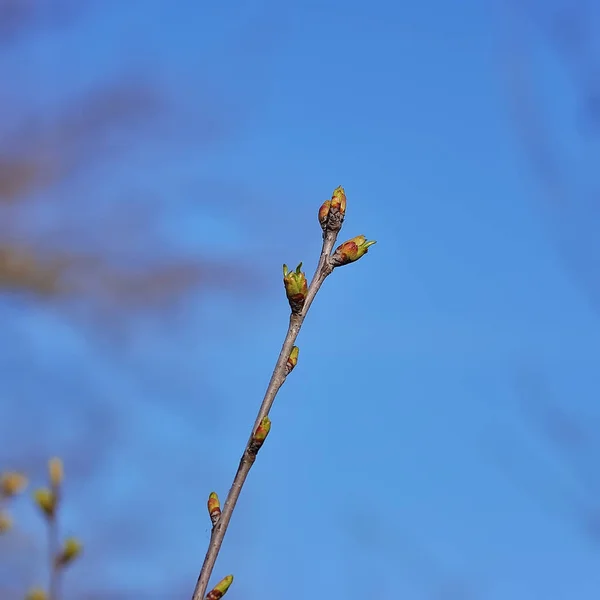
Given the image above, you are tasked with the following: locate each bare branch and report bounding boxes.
[190,188,375,600]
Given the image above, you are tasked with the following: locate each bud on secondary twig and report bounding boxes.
[283,263,307,313]
[207,492,221,525]
[285,346,299,375]
[330,235,376,267]
[25,587,48,600]
[48,457,63,489]
[33,488,56,519]
[0,471,27,498]
[0,511,12,533]
[319,186,347,234]
[55,537,82,568]
[206,575,233,600]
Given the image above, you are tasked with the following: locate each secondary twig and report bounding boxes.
[45,458,63,600]
[47,510,60,600]
[191,187,375,600]
[32,458,82,600]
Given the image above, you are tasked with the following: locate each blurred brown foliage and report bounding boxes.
[0,0,251,331]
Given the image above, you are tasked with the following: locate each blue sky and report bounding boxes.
[1,1,599,599]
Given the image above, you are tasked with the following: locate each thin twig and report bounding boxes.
[191,228,339,600]
[48,509,60,600]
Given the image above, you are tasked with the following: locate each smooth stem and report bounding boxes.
[48,513,60,600]
[191,229,338,600]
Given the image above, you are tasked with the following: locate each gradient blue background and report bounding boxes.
[1,1,599,599]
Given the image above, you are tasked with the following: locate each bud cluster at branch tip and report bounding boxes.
[283,263,307,313]
[330,235,376,267]
[285,346,299,375]
[208,492,221,525]
[206,574,234,600]
[319,186,347,234]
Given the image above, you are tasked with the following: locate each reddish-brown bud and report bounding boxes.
[206,575,233,600]
[285,346,299,375]
[207,492,221,525]
[319,186,347,234]
[253,416,271,443]
[330,186,346,214]
[330,235,376,267]
[318,199,331,230]
[248,416,271,456]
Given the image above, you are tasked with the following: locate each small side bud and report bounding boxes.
[253,417,271,443]
[249,417,271,455]
[318,199,331,230]
[320,186,347,234]
[25,588,48,600]
[282,263,307,313]
[48,458,63,489]
[207,492,221,525]
[33,488,56,519]
[285,346,299,375]
[0,511,12,533]
[330,235,376,267]
[55,537,82,567]
[206,575,234,600]
[0,471,28,498]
